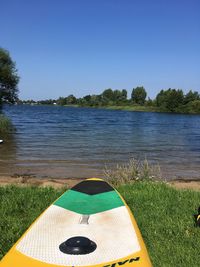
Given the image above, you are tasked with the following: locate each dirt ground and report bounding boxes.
[0,175,200,191]
[169,179,200,191]
[0,176,82,188]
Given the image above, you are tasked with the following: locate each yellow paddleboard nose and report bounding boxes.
[1,179,152,267]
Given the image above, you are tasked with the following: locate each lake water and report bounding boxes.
[1,105,200,180]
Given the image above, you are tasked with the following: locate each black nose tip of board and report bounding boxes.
[59,236,97,255]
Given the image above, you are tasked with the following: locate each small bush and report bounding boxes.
[0,115,14,135]
[104,158,162,186]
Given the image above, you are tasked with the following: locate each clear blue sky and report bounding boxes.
[1,0,199,100]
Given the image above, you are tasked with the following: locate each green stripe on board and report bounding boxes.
[54,190,124,215]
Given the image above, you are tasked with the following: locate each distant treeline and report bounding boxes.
[20,87,200,114]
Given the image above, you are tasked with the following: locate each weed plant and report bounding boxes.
[104,158,162,186]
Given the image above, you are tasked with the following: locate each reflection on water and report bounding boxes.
[1,105,200,179]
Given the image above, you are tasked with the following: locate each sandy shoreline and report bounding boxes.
[0,175,82,189]
[0,175,200,191]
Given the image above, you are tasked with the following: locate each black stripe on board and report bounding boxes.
[71,180,114,195]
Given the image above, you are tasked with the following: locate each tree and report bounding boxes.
[186,100,200,113]
[156,90,165,107]
[113,90,122,102]
[83,95,92,103]
[121,89,127,100]
[57,97,66,106]
[102,88,114,101]
[167,89,184,112]
[146,97,154,106]
[184,90,200,104]
[65,94,77,104]
[131,86,147,105]
[0,48,19,104]
[156,88,184,112]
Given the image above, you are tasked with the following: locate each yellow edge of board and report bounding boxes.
[0,178,152,267]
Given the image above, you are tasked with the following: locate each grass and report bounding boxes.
[0,183,200,267]
[118,182,200,267]
[0,115,14,136]
[0,186,66,259]
[103,105,159,112]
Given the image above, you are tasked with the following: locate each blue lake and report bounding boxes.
[1,105,200,179]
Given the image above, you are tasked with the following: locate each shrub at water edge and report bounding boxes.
[0,115,14,136]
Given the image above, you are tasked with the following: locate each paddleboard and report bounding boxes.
[0,178,152,267]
